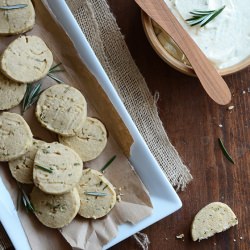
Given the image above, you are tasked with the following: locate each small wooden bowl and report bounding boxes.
[141,12,250,77]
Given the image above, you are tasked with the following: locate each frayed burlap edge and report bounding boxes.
[65,0,193,191]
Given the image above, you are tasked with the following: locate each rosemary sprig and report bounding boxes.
[0,4,27,10]
[100,155,116,173]
[35,165,53,173]
[21,62,65,114]
[218,138,235,164]
[186,5,225,27]
[84,191,107,197]
[16,183,35,213]
[49,63,64,73]
[22,82,42,114]
[47,73,65,84]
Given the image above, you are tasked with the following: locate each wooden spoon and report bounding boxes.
[135,0,231,105]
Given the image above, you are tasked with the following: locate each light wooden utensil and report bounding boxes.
[135,0,232,105]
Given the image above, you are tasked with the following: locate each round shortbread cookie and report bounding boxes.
[0,0,35,35]
[36,84,87,136]
[33,142,83,195]
[0,72,27,110]
[0,35,53,83]
[9,139,46,184]
[77,168,116,219]
[0,112,33,161]
[191,202,238,241]
[59,117,107,162]
[30,187,80,228]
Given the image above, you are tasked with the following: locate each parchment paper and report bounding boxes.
[0,0,153,249]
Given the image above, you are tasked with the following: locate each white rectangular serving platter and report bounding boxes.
[0,1,182,249]
[47,0,182,249]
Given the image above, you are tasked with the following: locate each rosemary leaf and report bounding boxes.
[84,191,107,197]
[16,183,35,213]
[35,165,53,173]
[186,5,225,27]
[0,4,27,10]
[100,155,116,173]
[22,82,42,114]
[47,73,65,84]
[49,63,63,73]
[218,138,235,164]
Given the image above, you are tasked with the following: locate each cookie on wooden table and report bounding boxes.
[36,84,87,136]
[77,168,116,219]
[0,0,35,35]
[191,202,238,241]
[33,142,83,195]
[9,139,46,184]
[0,112,33,161]
[30,187,80,228]
[59,117,107,162]
[0,72,27,110]
[0,35,53,83]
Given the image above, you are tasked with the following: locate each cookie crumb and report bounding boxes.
[233,239,236,242]
[176,234,184,239]
[242,90,246,94]
[219,124,223,128]
[240,236,243,240]
[228,105,234,111]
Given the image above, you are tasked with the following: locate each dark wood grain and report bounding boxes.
[108,0,250,249]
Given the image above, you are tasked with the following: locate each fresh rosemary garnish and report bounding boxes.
[35,165,53,173]
[218,138,235,164]
[47,73,65,84]
[22,82,42,114]
[48,63,65,84]
[0,4,27,10]
[16,183,35,213]
[100,155,116,173]
[21,62,65,114]
[186,5,225,27]
[84,191,107,197]
[48,63,64,74]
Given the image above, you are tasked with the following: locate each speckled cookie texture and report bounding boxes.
[0,35,53,83]
[30,187,80,228]
[0,0,35,35]
[9,139,46,184]
[0,112,33,161]
[191,202,238,241]
[36,84,87,136]
[0,72,27,110]
[77,168,116,219]
[33,142,83,195]
[59,117,107,162]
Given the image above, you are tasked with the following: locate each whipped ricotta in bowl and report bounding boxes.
[155,0,250,69]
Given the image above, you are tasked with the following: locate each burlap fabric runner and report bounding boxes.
[65,0,192,190]
[0,0,192,249]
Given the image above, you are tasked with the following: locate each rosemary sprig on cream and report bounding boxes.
[21,63,65,114]
[218,138,235,164]
[100,155,116,173]
[0,4,27,10]
[186,5,225,27]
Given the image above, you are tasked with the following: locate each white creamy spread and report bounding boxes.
[161,0,250,69]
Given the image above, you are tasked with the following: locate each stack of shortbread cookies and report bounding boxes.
[0,0,116,229]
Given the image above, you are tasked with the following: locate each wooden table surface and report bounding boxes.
[108,1,250,249]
